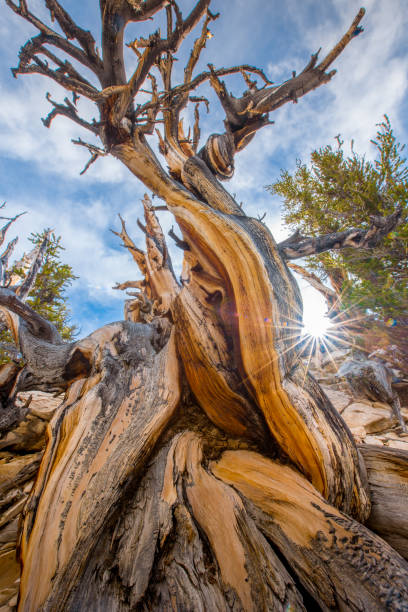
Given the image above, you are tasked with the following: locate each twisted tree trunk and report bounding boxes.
[2,1,408,610]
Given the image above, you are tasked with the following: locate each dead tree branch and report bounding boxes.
[71,138,107,174]
[0,213,26,249]
[0,287,60,343]
[42,93,100,134]
[111,214,147,274]
[6,0,104,80]
[168,226,190,251]
[113,280,145,291]
[279,205,402,260]
[0,238,18,286]
[287,262,338,310]
[17,231,50,301]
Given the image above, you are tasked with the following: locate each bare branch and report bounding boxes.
[204,8,365,153]
[6,0,104,79]
[139,73,162,134]
[113,280,145,291]
[318,8,365,73]
[111,214,147,274]
[184,8,219,86]
[189,95,209,111]
[43,0,102,69]
[42,93,100,134]
[13,35,100,100]
[134,65,270,123]
[124,0,169,22]
[192,103,201,152]
[72,138,107,174]
[287,262,337,303]
[0,212,26,249]
[0,237,18,286]
[279,206,402,260]
[17,231,50,301]
[0,287,60,343]
[168,227,190,251]
[111,0,212,125]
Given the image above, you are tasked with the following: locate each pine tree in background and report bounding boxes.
[17,232,77,340]
[267,115,408,372]
[0,229,77,364]
[268,116,408,361]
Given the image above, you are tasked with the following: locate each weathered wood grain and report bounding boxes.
[18,323,180,612]
[360,444,408,560]
[213,449,408,611]
[3,2,407,610]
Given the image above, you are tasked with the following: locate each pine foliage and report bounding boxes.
[268,116,408,319]
[0,231,77,364]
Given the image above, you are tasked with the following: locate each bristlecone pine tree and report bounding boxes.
[268,117,408,369]
[2,2,408,610]
[0,213,76,433]
[0,228,77,366]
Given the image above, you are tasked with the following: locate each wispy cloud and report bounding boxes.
[1,0,407,334]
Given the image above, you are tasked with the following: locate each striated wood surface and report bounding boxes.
[18,323,180,612]
[3,2,408,610]
[51,429,306,611]
[360,444,408,560]
[213,449,408,611]
[168,187,370,520]
[0,391,62,609]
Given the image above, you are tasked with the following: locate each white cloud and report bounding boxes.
[1,0,407,335]
[228,0,408,231]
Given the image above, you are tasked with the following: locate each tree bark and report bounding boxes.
[2,2,408,610]
[359,444,408,560]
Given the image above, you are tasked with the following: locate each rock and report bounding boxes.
[320,348,351,372]
[320,386,351,413]
[373,401,394,410]
[364,435,384,446]
[381,435,408,452]
[342,401,396,434]
[337,358,394,403]
[337,357,407,433]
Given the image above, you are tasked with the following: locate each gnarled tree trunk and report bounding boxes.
[2,1,408,610]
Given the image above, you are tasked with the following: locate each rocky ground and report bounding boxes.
[309,348,408,452]
[0,349,407,610]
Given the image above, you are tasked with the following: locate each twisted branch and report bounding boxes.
[42,93,100,134]
[279,205,402,259]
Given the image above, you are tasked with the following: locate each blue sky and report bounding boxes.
[0,0,407,337]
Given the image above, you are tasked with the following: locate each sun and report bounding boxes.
[302,313,332,338]
[302,294,332,339]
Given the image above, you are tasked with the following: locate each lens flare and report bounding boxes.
[302,309,332,339]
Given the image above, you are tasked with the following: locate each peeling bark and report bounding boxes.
[3,1,408,610]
